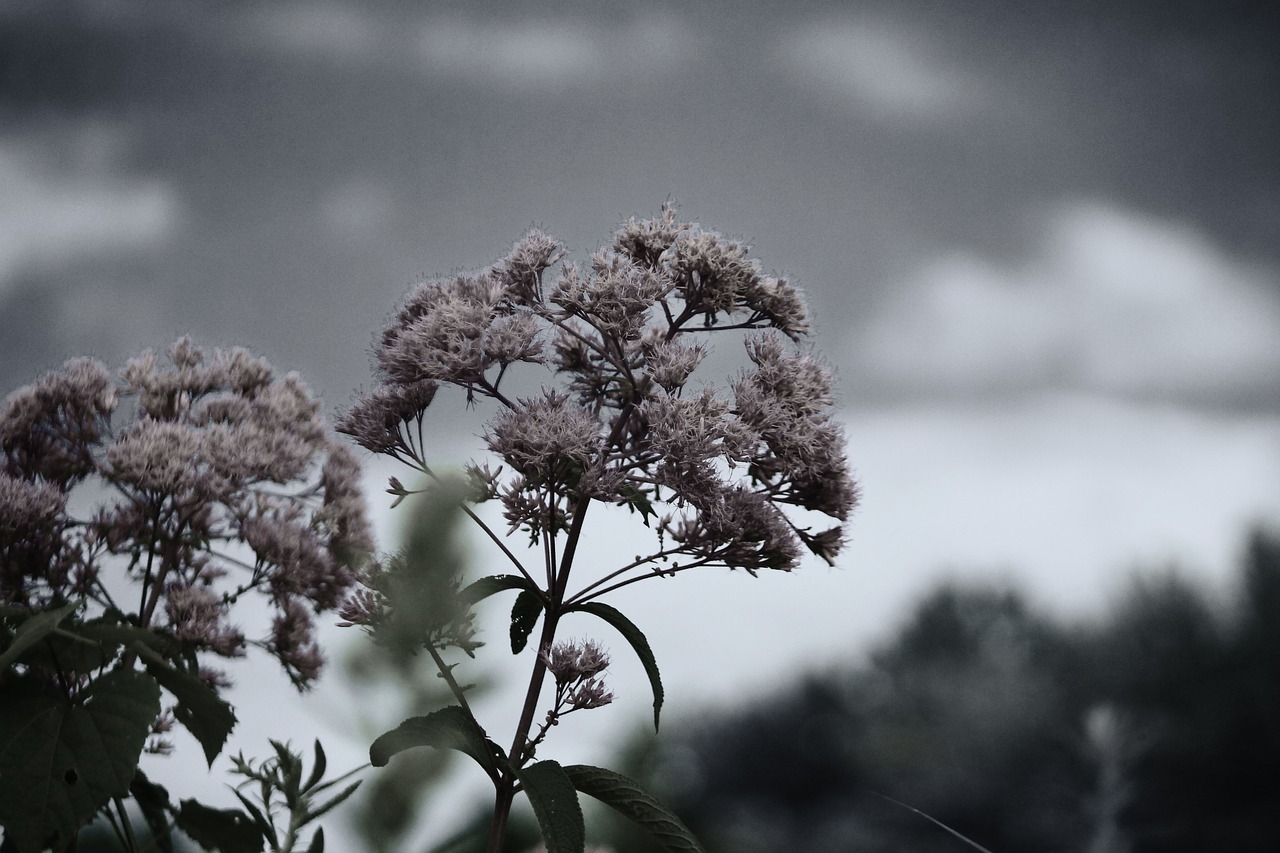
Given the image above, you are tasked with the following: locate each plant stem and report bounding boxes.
[484,498,592,852]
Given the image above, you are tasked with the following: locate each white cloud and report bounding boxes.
[776,17,989,123]
[318,177,395,242]
[416,15,692,87]
[859,201,1280,399]
[234,3,694,88]
[235,2,388,63]
[0,134,180,294]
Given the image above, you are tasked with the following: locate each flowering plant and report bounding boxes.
[338,204,858,852]
[0,341,371,853]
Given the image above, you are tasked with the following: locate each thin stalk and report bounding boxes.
[412,458,540,589]
[564,547,689,606]
[571,558,719,604]
[485,498,592,853]
[114,796,140,852]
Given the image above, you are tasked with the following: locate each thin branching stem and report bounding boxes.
[564,547,690,606]
[572,558,722,604]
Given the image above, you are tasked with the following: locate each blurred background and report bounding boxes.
[3,1,1279,850]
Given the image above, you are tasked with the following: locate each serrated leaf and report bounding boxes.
[458,574,538,608]
[0,669,160,853]
[564,765,704,853]
[0,601,80,672]
[131,770,175,853]
[176,801,264,853]
[130,642,236,767]
[517,760,584,853]
[567,602,664,731]
[369,706,502,777]
[509,589,544,654]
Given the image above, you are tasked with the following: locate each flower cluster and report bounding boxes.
[0,338,373,689]
[340,204,856,592]
[337,206,855,852]
[527,639,615,758]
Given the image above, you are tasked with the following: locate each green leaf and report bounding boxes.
[563,765,705,853]
[303,739,327,792]
[305,780,362,824]
[458,574,538,608]
[567,602,664,731]
[229,789,273,841]
[5,614,180,677]
[509,589,544,654]
[305,826,325,853]
[0,669,161,853]
[81,617,182,657]
[0,601,80,672]
[369,706,502,777]
[130,642,236,766]
[175,800,265,853]
[517,760,584,853]
[619,485,656,526]
[130,770,176,853]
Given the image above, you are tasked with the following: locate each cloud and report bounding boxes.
[776,17,990,123]
[0,131,180,294]
[857,201,1280,403]
[318,177,395,242]
[235,3,693,88]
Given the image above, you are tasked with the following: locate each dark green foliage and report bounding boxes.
[565,765,704,853]
[509,590,543,654]
[0,670,160,853]
[371,706,504,778]
[568,602,664,731]
[130,771,176,853]
[517,761,585,853]
[175,801,263,853]
[132,643,236,767]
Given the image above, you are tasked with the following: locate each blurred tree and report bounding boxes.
[604,527,1280,853]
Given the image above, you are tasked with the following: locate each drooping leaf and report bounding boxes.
[0,601,80,672]
[517,760,584,853]
[563,765,705,853]
[0,669,161,853]
[131,642,236,766]
[567,602,664,730]
[458,574,539,608]
[130,770,176,853]
[369,706,502,777]
[175,800,265,853]
[509,589,544,654]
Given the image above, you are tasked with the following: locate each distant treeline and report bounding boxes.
[604,527,1280,853]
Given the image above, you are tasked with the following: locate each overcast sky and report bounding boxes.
[4,0,1280,844]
